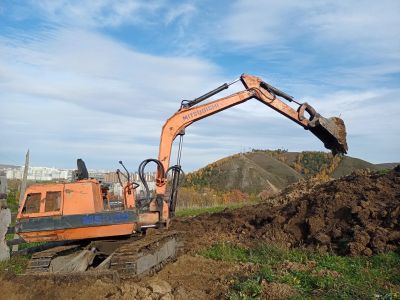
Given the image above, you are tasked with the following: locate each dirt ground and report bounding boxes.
[0,254,239,300]
[1,168,399,299]
[174,168,400,256]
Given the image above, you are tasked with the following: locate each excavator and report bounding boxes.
[12,74,347,277]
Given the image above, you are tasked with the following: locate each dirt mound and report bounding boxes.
[174,169,400,256]
[260,177,330,206]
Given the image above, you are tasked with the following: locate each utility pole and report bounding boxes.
[12,149,29,252]
[19,149,29,205]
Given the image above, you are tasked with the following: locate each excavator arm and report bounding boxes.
[134,74,347,221]
[155,74,347,196]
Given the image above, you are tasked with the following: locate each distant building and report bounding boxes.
[0,165,159,201]
[108,180,156,198]
[104,172,120,184]
[88,171,105,182]
[104,171,157,184]
[5,166,73,181]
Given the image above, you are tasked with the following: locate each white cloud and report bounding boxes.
[1,92,172,169]
[305,88,400,162]
[165,3,196,26]
[306,1,400,58]
[0,27,230,169]
[32,0,163,27]
[219,0,400,62]
[1,1,399,170]
[2,25,398,169]
[0,28,223,117]
[219,0,304,46]
[21,1,198,30]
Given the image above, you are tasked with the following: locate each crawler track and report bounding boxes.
[26,245,82,274]
[22,231,180,279]
[110,231,179,278]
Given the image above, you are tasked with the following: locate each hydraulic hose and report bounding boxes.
[165,165,185,217]
[165,165,185,178]
[138,159,165,204]
[137,158,185,215]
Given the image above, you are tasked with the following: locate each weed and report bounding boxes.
[202,243,249,262]
[17,241,46,250]
[176,202,255,218]
[5,234,14,241]
[0,255,29,274]
[230,276,262,299]
[375,168,391,175]
[202,243,400,299]
[6,188,20,213]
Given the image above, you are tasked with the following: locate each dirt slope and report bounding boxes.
[175,168,400,256]
[244,152,302,189]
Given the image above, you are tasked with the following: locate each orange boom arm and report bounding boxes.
[155,74,347,196]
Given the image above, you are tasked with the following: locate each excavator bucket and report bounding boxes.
[296,102,348,155]
[309,116,348,155]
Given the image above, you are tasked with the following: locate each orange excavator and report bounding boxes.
[13,74,347,276]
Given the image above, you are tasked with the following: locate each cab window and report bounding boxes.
[23,193,41,213]
[45,191,61,212]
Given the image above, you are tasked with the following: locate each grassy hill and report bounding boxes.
[375,162,400,169]
[332,156,383,177]
[184,150,390,195]
[184,151,302,194]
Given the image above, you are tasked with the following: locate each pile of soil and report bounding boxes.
[174,168,400,256]
[260,177,330,207]
[0,255,237,300]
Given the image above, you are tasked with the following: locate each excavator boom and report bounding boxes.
[155,74,348,198]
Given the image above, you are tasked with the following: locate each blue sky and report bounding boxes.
[1,0,399,171]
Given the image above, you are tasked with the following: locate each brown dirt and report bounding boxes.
[156,254,239,299]
[333,116,348,153]
[261,177,329,206]
[0,254,238,300]
[261,281,299,300]
[173,168,400,256]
